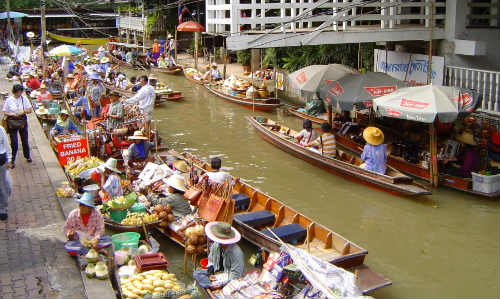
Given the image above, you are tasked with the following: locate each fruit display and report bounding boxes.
[65,156,103,178]
[184,224,206,255]
[153,205,175,228]
[95,261,109,280]
[110,193,137,210]
[85,263,96,278]
[85,248,99,263]
[56,182,75,197]
[121,213,159,226]
[120,270,184,299]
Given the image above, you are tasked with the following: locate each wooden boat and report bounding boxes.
[288,107,328,124]
[184,73,209,85]
[247,116,431,197]
[47,31,109,45]
[334,133,500,198]
[104,218,161,233]
[205,84,280,112]
[150,65,183,75]
[180,151,392,294]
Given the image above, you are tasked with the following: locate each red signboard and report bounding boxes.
[57,137,89,166]
[400,98,430,109]
[364,86,397,97]
[328,82,344,96]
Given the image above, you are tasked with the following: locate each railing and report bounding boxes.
[117,16,145,32]
[445,66,500,115]
[206,0,446,35]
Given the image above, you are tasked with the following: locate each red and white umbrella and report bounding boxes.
[373,85,479,123]
[177,21,205,32]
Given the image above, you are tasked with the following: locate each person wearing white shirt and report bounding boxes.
[0,125,12,220]
[2,84,32,168]
[296,119,318,146]
[115,73,129,89]
[202,157,231,184]
[123,75,155,139]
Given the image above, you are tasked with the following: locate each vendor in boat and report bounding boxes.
[360,127,387,174]
[36,82,52,101]
[152,174,192,218]
[125,130,154,167]
[97,57,110,74]
[305,122,337,159]
[72,95,91,121]
[202,157,231,184]
[442,130,479,178]
[98,158,123,201]
[64,73,77,98]
[193,222,244,288]
[106,91,124,130]
[210,63,222,82]
[296,119,318,146]
[125,50,133,64]
[50,109,81,137]
[106,71,116,85]
[26,71,41,91]
[152,39,160,61]
[64,192,104,247]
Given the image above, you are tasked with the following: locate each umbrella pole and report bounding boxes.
[174,30,178,62]
[429,123,438,187]
[251,61,255,113]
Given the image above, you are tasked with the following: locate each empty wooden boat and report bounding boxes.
[205,84,280,112]
[247,116,431,197]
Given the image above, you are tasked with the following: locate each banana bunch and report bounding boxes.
[121,213,158,226]
[65,156,103,178]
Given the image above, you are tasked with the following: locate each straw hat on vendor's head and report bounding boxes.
[173,160,189,173]
[128,130,148,141]
[77,192,95,208]
[109,91,121,98]
[205,221,241,245]
[100,57,110,64]
[36,107,49,115]
[102,158,121,173]
[363,127,384,146]
[456,131,477,146]
[165,174,187,192]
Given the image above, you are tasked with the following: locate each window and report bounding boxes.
[468,0,499,28]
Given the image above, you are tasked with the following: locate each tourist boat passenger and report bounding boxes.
[305,122,337,158]
[202,157,231,184]
[360,126,387,174]
[64,192,104,247]
[115,73,129,89]
[193,222,244,288]
[296,119,318,146]
[442,131,479,178]
[50,109,81,137]
[125,131,154,167]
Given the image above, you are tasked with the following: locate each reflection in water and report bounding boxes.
[120,68,500,298]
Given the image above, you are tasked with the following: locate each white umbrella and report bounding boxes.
[373,85,478,123]
[288,64,359,99]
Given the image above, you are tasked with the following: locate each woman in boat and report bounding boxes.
[193,222,244,288]
[296,119,318,146]
[202,157,231,184]
[106,91,124,130]
[305,122,337,159]
[360,126,387,175]
[210,63,222,82]
[64,192,104,247]
[98,57,110,75]
[50,109,81,137]
[98,158,123,200]
[442,131,479,178]
[125,131,155,167]
[36,82,52,101]
[152,174,192,219]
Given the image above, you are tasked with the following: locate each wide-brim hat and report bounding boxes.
[60,109,70,115]
[89,73,101,81]
[128,130,148,140]
[173,160,189,173]
[36,107,49,115]
[102,158,121,173]
[211,63,218,67]
[363,127,384,146]
[100,57,110,64]
[77,192,95,208]
[205,221,241,245]
[83,184,100,192]
[165,174,187,192]
[456,131,477,146]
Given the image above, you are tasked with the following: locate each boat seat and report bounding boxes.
[231,193,250,211]
[263,224,307,245]
[234,210,275,228]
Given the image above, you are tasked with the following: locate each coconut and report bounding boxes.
[138,245,149,255]
[158,211,168,219]
[164,205,172,213]
[95,269,108,280]
[185,245,195,254]
[85,263,96,278]
[167,214,175,222]
[196,245,205,254]
[85,248,99,263]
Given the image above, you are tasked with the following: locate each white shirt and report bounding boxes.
[0,126,12,163]
[125,84,155,113]
[297,129,318,146]
[205,171,231,184]
[116,79,129,89]
[2,95,30,114]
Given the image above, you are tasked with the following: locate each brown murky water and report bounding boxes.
[121,68,499,298]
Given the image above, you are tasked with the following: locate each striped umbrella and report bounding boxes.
[48,45,83,57]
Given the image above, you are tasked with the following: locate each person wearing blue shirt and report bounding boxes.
[360,127,387,174]
[68,60,75,74]
[50,110,81,137]
[73,96,90,120]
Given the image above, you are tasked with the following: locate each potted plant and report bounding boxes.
[237,50,251,73]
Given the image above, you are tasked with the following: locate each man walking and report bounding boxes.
[0,125,12,220]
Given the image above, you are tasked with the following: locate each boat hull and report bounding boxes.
[151,66,183,75]
[205,85,280,112]
[288,107,328,124]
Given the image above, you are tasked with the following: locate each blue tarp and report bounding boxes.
[0,12,28,19]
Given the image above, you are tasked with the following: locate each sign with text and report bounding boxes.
[374,49,444,85]
[276,72,285,90]
[57,137,89,166]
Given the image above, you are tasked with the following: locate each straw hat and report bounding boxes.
[173,160,189,173]
[128,130,148,140]
[211,62,218,68]
[456,131,477,146]
[363,127,384,146]
[100,57,110,64]
[205,221,241,245]
[102,158,121,173]
[165,174,187,192]
[77,192,95,208]
[36,107,49,115]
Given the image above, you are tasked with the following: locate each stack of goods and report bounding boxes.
[123,103,144,123]
[84,249,109,280]
[121,212,159,226]
[154,81,173,93]
[65,156,103,179]
[184,68,202,81]
[119,270,189,299]
[152,205,175,229]
[184,224,207,255]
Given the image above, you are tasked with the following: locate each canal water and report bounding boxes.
[123,68,499,298]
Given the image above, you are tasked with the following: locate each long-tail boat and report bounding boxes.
[183,68,209,85]
[180,151,392,294]
[150,65,183,75]
[247,116,431,197]
[205,84,280,112]
[288,106,328,124]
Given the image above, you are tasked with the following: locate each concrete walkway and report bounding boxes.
[0,68,86,299]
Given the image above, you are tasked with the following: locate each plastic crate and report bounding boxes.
[472,172,500,194]
[112,232,141,250]
[109,209,128,223]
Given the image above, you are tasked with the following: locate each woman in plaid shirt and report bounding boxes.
[64,192,104,248]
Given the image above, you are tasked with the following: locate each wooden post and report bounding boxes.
[194,32,199,70]
[40,0,47,75]
[357,42,361,70]
[174,30,178,62]
[427,2,438,188]
[142,2,146,55]
[222,47,227,80]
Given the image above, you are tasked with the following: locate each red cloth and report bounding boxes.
[90,170,101,184]
[27,78,41,90]
[81,213,91,226]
